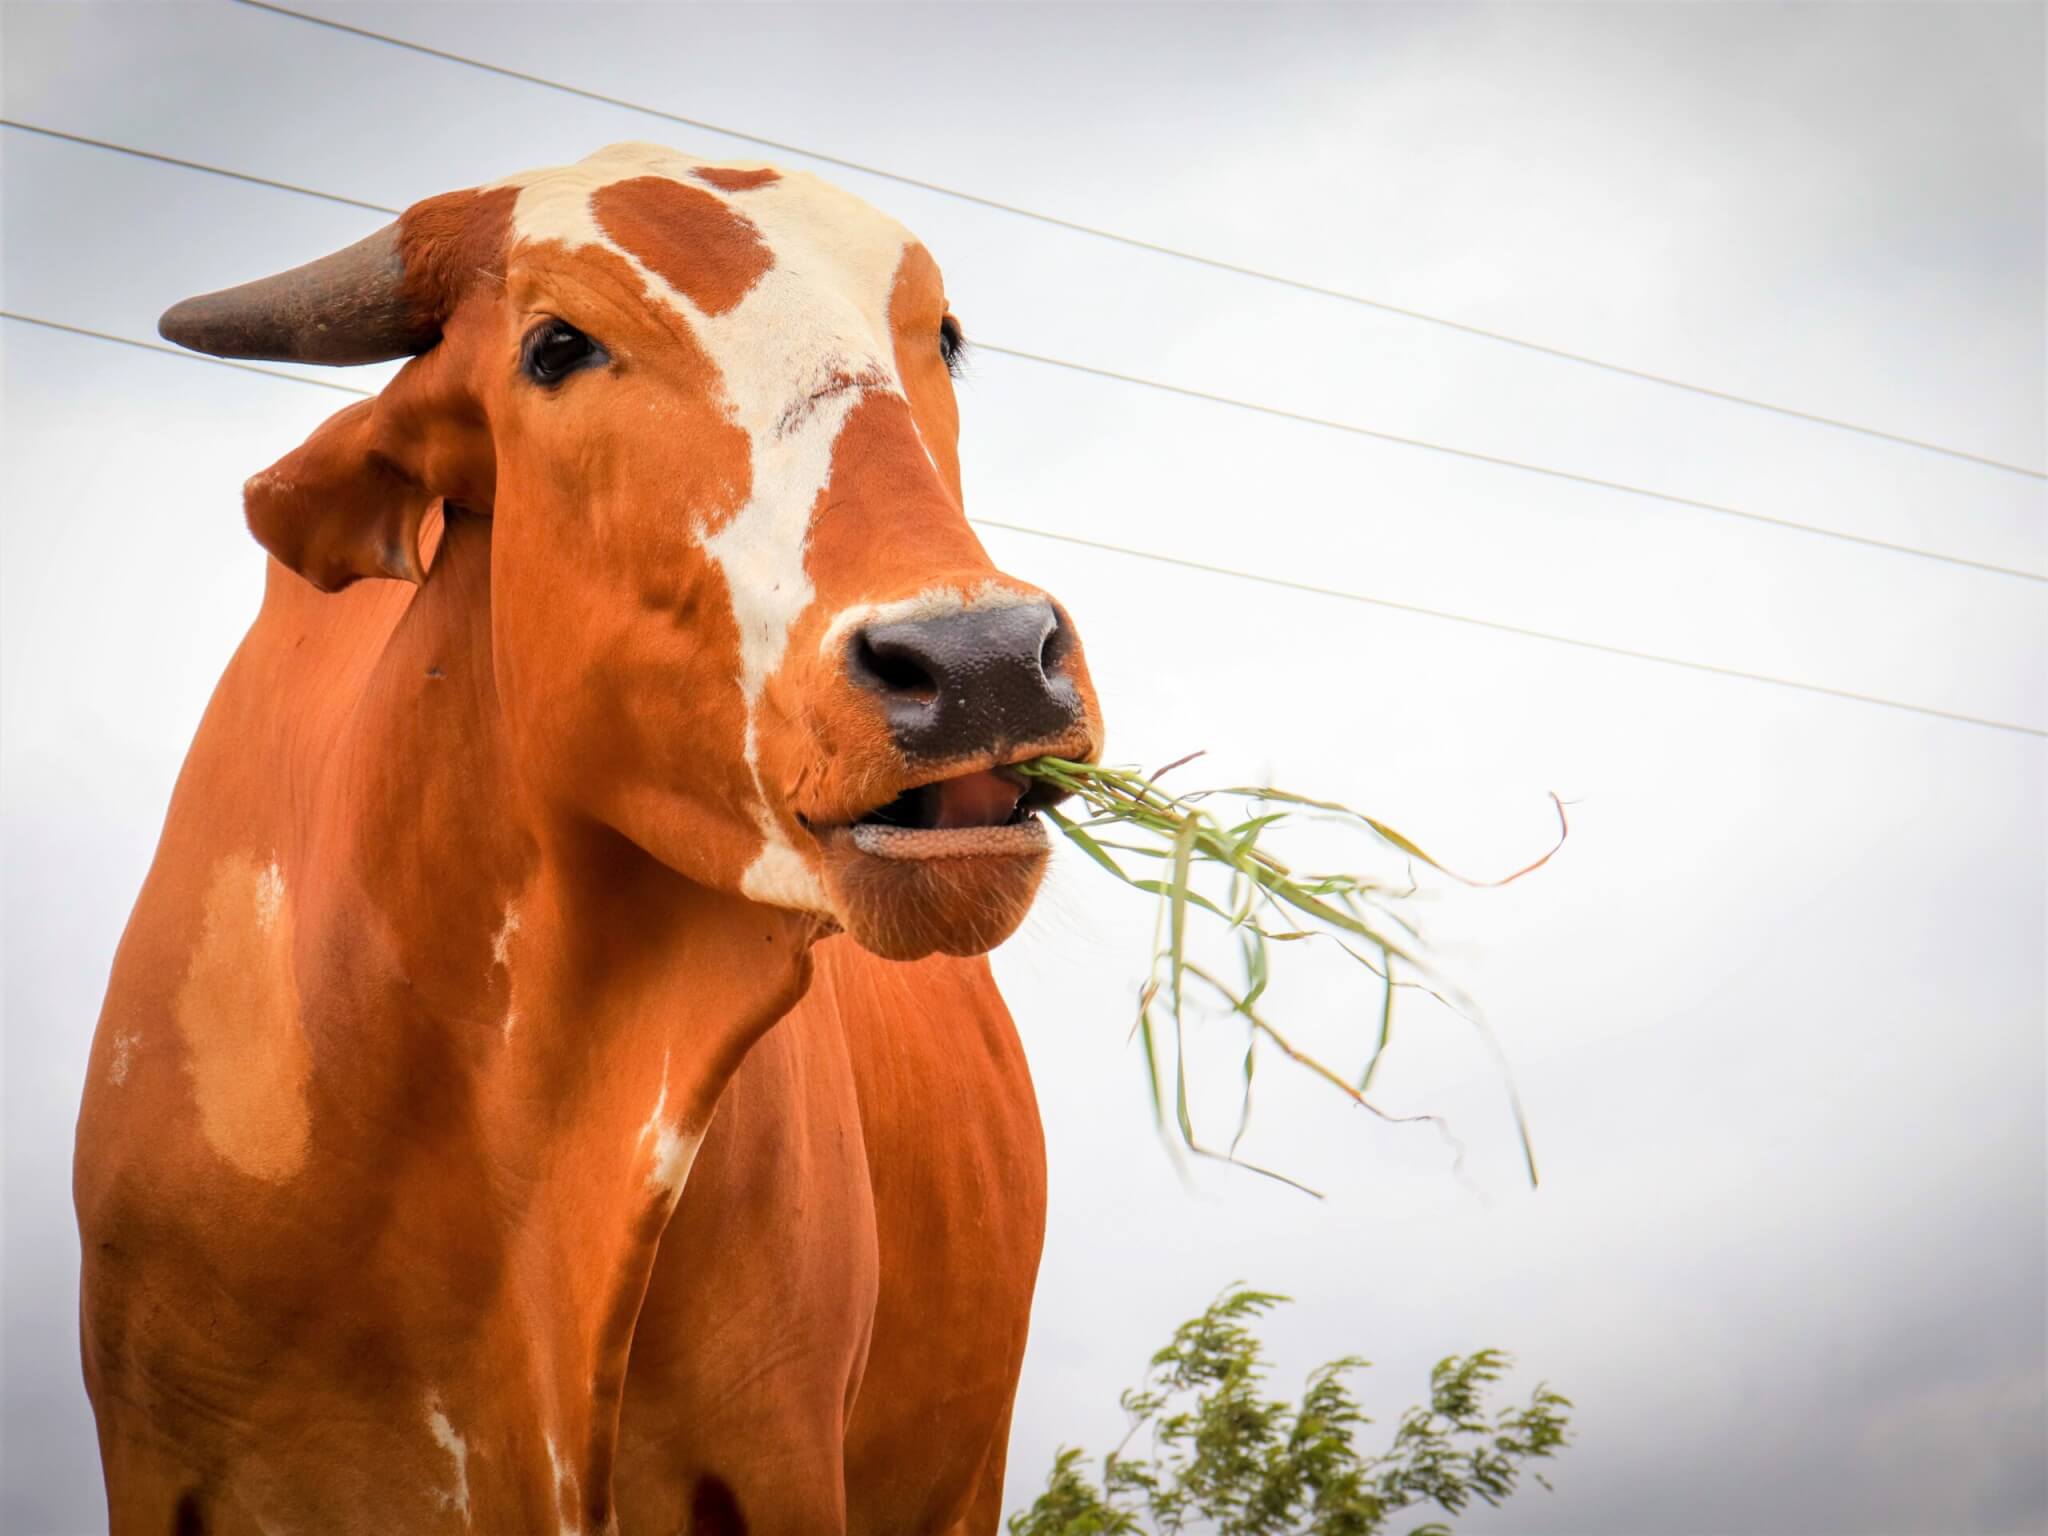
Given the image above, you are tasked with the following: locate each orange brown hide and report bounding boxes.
[78,144,1099,1534]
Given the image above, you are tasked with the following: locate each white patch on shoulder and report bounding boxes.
[425,1396,472,1525]
[109,1030,140,1086]
[254,859,286,934]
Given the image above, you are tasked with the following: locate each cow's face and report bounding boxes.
[168,144,1100,960]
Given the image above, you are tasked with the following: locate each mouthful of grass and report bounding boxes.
[1012,753,1565,1195]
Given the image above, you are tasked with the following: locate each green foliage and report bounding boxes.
[1016,757,1564,1191]
[1009,1288,1571,1536]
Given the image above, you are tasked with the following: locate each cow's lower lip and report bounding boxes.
[815,813,1052,960]
[814,765,1067,850]
[829,818,1050,861]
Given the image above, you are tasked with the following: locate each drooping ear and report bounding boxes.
[162,187,515,592]
[243,400,431,592]
[242,334,496,592]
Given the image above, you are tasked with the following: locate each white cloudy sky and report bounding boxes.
[2,4,2042,1533]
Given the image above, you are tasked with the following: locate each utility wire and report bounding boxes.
[1,122,398,214]
[231,0,2044,481]
[0,310,377,394]
[975,343,2045,583]
[7,309,2039,741]
[8,118,2037,585]
[972,518,2045,739]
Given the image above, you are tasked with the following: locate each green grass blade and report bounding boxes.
[1024,753,1559,1192]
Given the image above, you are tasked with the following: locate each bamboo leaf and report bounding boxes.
[1016,754,1560,1192]
[1167,818,1196,1021]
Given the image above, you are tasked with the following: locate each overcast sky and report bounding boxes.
[3,3,2042,1533]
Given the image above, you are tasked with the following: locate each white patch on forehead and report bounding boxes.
[425,1396,472,1525]
[499,144,917,919]
[817,580,1038,663]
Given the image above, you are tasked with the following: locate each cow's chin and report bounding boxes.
[817,821,1051,961]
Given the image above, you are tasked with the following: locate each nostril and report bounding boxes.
[1038,608,1069,677]
[853,603,1076,759]
[854,632,939,702]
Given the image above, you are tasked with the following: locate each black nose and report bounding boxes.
[850,601,1081,762]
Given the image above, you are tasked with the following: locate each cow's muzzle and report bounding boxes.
[848,601,1081,764]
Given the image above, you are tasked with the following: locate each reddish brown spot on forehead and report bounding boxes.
[693,166,780,192]
[592,176,773,318]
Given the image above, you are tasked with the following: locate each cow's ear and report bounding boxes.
[162,190,514,592]
[244,400,432,592]
[244,351,492,594]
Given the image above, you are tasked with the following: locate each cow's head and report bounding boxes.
[161,143,1100,960]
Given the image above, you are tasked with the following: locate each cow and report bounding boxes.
[73,141,1103,1535]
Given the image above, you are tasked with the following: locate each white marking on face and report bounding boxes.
[109,1030,140,1086]
[500,143,922,916]
[739,818,828,907]
[425,1396,472,1524]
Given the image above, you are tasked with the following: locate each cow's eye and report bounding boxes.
[939,314,966,378]
[521,320,606,386]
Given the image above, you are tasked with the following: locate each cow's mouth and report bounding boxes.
[807,752,1089,959]
[829,766,1066,860]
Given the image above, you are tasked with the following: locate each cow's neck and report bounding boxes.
[324,511,821,1527]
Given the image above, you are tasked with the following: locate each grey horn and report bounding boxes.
[157,224,437,366]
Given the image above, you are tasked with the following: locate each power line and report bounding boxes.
[976,344,2045,584]
[8,309,2039,741]
[2,122,398,214]
[231,0,2044,481]
[8,118,2037,586]
[972,518,2044,740]
[0,310,376,394]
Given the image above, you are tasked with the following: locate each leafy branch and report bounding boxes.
[1010,1287,1573,1536]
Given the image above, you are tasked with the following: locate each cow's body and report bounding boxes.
[618,946,1045,1536]
[77,144,1093,1533]
[79,529,1045,1534]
